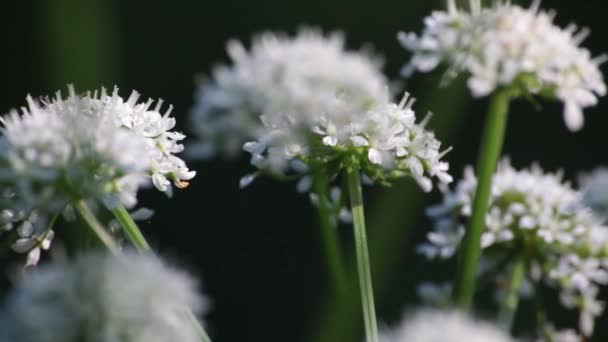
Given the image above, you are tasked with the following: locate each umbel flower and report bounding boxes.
[0,86,195,212]
[189,28,388,159]
[242,91,453,192]
[399,0,606,131]
[420,160,608,337]
[0,252,207,342]
[380,310,515,342]
[0,86,195,262]
[46,86,196,194]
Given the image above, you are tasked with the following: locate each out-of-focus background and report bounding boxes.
[2,0,607,341]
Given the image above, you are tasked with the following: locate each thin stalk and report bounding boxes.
[112,205,151,252]
[454,88,511,309]
[187,309,212,342]
[498,256,525,332]
[528,262,549,340]
[346,164,379,342]
[73,200,120,253]
[312,167,348,297]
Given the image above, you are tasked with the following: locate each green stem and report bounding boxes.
[498,256,525,332]
[73,200,120,253]
[528,263,549,340]
[454,88,511,309]
[346,164,379,342]
[112,205,151,252]
[187,309,212,342]
[312,167,348,297]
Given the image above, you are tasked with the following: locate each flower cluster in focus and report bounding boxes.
[242,91,453,192]
[399,0,606,131]
[0,86,195,213]
[420,160,608,337]
[0,86,195,264]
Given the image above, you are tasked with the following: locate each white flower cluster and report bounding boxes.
[0,191,52,267]
[0,252,207,342]
[541,326,582,342]
[420,160,608,337]
[46,86,196,194]
[243,92,453,192]
[380,310,515,342]
[399,0,606,131]
[190,28,388,159]
[0,86,195,214]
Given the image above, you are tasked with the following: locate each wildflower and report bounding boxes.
[380,310,515,342]
[190,28,388,158]
[244,91,452,192]
[0,86,195,213]
[0,95,146,214]
[0,86,195,261]
[422,160,608,337]
[46,86,196,194]
[399,0,606,131]
[0,252,207,342]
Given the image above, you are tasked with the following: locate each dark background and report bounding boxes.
[2,0,607,341]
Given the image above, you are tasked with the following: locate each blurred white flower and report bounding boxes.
[399,0,606,131]
[244,91,452,192]
[580,167,608,221]
[559,285,604,337]
[550,254,608,293]
[421,159,608,337]
[380,310,515,342]
[189,28,388,159]
[541,326,582,342]
[0,252,208,342]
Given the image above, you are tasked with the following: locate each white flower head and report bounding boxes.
[399,0,606,131]
[0,252,208,342]
[244,91,452,192]
[53,86,196,193]
[0,92,149,214]
[421,160,596,258]
[422,159,608,337]
[380,310,515,342]
[0,86,195,214]
[189,28,388,159]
